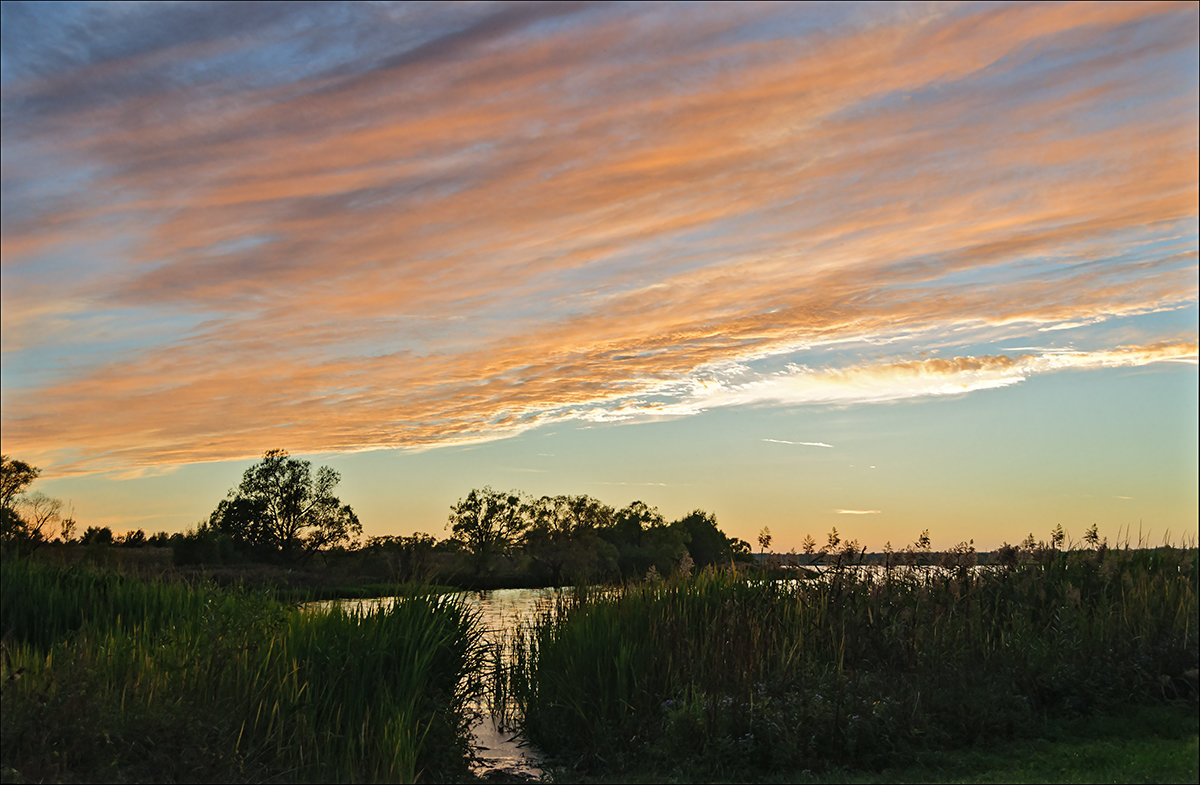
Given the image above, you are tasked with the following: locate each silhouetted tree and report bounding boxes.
[448,487,527,576]
[1,456,39,506]
[146,531,178,548]
[12,491,62,551]
[80,526,114,546]
[119,529,147,547]
[728,537,753,563]
[172,522,235,565]
[209,496,272,550]
[58,516,77,543]
[599,501,676,579]
[524,495,615,584]
[209,450,361,557]
[757,526,772,555]
[1,456,43,550]
[364,534,438,581]
[641,521,689,577]
[672,510,732,569]
[609,501,663,543]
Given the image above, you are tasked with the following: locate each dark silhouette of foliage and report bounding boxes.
[363,533,438,581]
[673,509,733,569]
[448,487,527,575]
[119,529,147,547]
[757,526,772,554]
[728,537,753,562]
[172,523,238,565]
[597,501,688,579]
[443,490,741,583]
[1,456,61,553]
[1,455,40,510]
[209,449,361,558]
[522,494,619,584]
[80,526,114,546]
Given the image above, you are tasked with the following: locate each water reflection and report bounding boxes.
[310,587,568,780]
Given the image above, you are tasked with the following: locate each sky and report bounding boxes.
[1,0,1196,552]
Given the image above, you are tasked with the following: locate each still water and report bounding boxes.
[313,587,569,779]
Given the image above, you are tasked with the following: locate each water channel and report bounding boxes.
[311,570,956,777]
[315,587,569,780]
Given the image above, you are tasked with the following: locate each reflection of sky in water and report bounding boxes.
[312,587,570,644]
[460,587,570,641]
[309,588,559,778]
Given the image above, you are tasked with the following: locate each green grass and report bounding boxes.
[5,546,1195,783]
[1,558,485,783]
[540,702,1198,784]
[851,702,1199,784]
[504,547,1199,780]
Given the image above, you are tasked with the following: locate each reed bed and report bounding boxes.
[1,559,484,783]
[505,546,1198,776]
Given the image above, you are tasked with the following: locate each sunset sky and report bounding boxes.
[2,1,1196,552]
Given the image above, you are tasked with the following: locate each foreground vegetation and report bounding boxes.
[2,539,1196,783]
[1,559,484,783]
[844,701,1198,784]
[535,701,1199,783]
[3,449,1196,783]
[502,543,1199,780]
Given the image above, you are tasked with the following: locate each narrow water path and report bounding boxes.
[468,713,545,781]
[461,588,566,781]
[308,587,568,780]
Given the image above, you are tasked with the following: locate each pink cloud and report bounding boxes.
[2,1,1196,475]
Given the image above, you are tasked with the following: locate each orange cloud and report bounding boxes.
[1,1,1196,475]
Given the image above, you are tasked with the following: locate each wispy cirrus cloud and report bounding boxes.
[575,342,1198,422]
[763,439,834,448]
[1,2,1196,476]
[836,510,882,516]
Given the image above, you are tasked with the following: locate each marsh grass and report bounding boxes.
[505,545,1198,777]
[0,559,484,783]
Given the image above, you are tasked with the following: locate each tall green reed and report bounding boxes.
[506,547,1198,775]
[1,559,485,783]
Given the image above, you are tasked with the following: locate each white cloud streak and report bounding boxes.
[577,342,1198,422]
[762,439,834,448]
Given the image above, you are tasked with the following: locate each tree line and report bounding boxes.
[3,451,1100,587]
[202,450,752,583]
[439,485,751,584]
[2,451,752,586]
